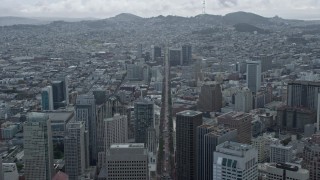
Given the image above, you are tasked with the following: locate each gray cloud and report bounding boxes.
[0,0,318,20]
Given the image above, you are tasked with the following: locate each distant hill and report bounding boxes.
[234,23,270,34]
[0,16,47,26]
[109,13,143,22]
[223,11,270,25]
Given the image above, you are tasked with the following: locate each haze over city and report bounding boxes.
[0,0,320,19]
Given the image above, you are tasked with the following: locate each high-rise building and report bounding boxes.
[151,45,161,61]
[126,64,144,81]
[303,133,320,180]
[176,110,203,180]
[137,44,143,58]
[134,99,154,144]
[52,76,69,109]
[252,54,273,72]
[104,114,128,150]
[24,112,54,180]
[213,141,258,180]
[2,163,19,180]
[41,86,54,111]
[277,106,316,132]
[105,143,148,180]
[251,136,267,163]
[169,49,182,66]
[196,125,237,180]
[197,83,222,112]
[75,94,97,165]
[246,61,261,93]
[217,111,252,144]
[64,121,86,180]
[234,87,253,113]
[146,127,157,155]
[182,45,192,65]
[0,158,3,180]
[287,81,320,110]
[259,163,309,180]
[270,143,293,163]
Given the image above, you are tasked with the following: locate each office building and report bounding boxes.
[46,111,74,142]
[213,141,258,180]
[169,49,182,66]
[252,54,273,72]
[134,99,154,144]
[252,136,267,163]
[126,64,144,81]
[176,110,203,180]
[146,127,157,155]
[52,77,69,109]
[198,83,222,112]
[303,133,320,180]
[259,163,309,180]
[104,114,128,150]
[287,81,320,110]
[2,163,19,180]
[75,94,97,165]
[182,45,192,65]
[217,111,252,144]
[270,143,293,163]
[234,87,253,113]
[277,106,316,132]
[41,86,54,111]
[105,143,148,180]
[0,158,3,180]
[246,61,261,93]
[24,112,54,180]
[151,45,161,61]
[64,121,86,180]
[137,44,143,58]
[196,125,237,180]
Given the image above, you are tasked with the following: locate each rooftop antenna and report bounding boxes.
[202,0,206,14]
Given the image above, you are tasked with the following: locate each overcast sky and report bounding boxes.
[1,0,320,20]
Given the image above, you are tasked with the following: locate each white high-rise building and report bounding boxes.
[64,121,87,180]
[270,143,293,163]
[252,136,267,163]
[247,61,261,93]
[104,114,128,150]
[24,112,54,180]
[213,141,258,180]
[2,163,19,180]
[235,87,253,113]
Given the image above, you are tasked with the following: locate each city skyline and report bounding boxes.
[0,0,320,20]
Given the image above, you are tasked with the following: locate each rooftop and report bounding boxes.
[177,110,202,117]
[110,143,145,149]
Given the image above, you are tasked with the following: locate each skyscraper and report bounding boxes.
[24,112,54,180]
[234,87,253,113]
[41,86,54,111]
[287,81,320,110]
[217,111,252,144]
[246,61,261,93]
[75,94,97,165]
[105,143,148,179]
[169,49,182,66]
[303,133,320,180]
[196,125,237,180]
[52,76,69,109]
[213,141,258,180]
[151,45,161,61]
[176,110,203,180]
[146,127,157,155]
[252,54,273,72]
[197,83,222,112]
[134,99,154,144]
[104,114,128,150]
[182,45,192,65]
[64,121,86,180]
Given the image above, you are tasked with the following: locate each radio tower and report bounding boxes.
[202,0,206,14]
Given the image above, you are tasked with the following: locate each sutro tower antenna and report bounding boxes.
[202,0,206,14]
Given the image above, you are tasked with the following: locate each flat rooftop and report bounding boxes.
[218,111,251,120]
[111,143,145,149]
[177,110,202,117]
